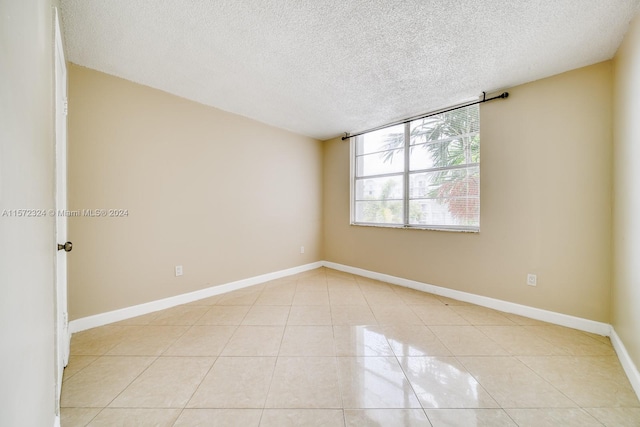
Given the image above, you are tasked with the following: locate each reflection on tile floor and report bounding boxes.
[61,268,640,426]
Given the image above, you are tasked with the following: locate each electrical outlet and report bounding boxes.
[527,273,537,286]
[300,246,305,254]
[175,265,183,277]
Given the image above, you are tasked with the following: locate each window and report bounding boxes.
[351,103,480,231]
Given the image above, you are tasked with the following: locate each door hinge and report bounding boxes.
[63,98,68,116]
[63,311,68,328]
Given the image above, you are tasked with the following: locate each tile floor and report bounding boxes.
[60,268,640,426]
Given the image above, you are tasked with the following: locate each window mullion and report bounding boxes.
[403,122,410,226]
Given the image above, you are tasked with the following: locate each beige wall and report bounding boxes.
[324,62,613,322]
[613,15,640,370]
[0,0,58,425]
[67,65,323,319]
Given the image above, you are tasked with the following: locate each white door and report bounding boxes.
[54,7,70,411]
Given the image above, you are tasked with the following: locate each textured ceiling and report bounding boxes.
[60,0,639,140]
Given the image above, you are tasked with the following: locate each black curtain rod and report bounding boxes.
[341,91,509,141]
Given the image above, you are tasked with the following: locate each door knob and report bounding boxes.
[57,241,73,252]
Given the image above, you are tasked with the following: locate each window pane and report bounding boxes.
[355,175,403,201]
[355,200,404,224]
[356,124,404,155]
[356,149,404,177]
[409,166,479,227]
[410,134,479,171]
[409,198,479,227]
[409,104,480,146]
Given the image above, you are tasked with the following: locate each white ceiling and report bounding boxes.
[60,0,639,140]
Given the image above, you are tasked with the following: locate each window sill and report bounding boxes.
[350,222,479,233]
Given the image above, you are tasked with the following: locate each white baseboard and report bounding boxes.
[69,261,323,333]
[610,328,640,399]
[322,261,612,336]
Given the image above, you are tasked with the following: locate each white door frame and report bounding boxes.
[54,6,70,414]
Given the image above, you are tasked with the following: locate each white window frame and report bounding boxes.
[350,104,480,232]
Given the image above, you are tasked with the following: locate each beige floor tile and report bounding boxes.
[197,305,250,325]
[399,357,499,409]
[327,277,359,288]
[63,355,99,382]
[356,277,395,291]
[288,305,332,325]
[363,291,406,307]
[163,325,236,356]
[501,313,550,326]
[187,294,223,306]
[329,281,361,289]
[435,296,471,306]
[279,325,336,356]
[255,290,295,305]
[296,277,329,291]
[265,357,341,408]
[61,356,155,407]
[60,268,636,424]
[60,408,101,427]
[329,289,368,305]
[105,325,189,356]
[113,312,160,326]
[150,305,209,325]
[86,408,181,427]
[525,325,616,356]
[344,409,428,426]
[70,326,127,356]
[293,290,330,305]
[241,305,290,325]
[331,305,378,325]
[505,408,602,427]
[174,409,263,426]
[584,332,612,345]
[333,325,394,356]
[260,409,345,426]
[585,407,640,426]
[430,326,509,356]
[326,269,356,280]
[221,326,284,356]
[458,356,577,408]
[188,357,276,408]
[410,306,470,326]
[358,283,398,298]
[338,357,421,409]
[263,279,297,292]
[394,289,444,305]
[519,355,640,407]
[477,325,568,356]
[370,305,423,325]
[381,325,451,357]
[450,306,516,325]
[425,409,517,427]
[327,280,364,294]
[217,290,261,305]
[110,357,214,408]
